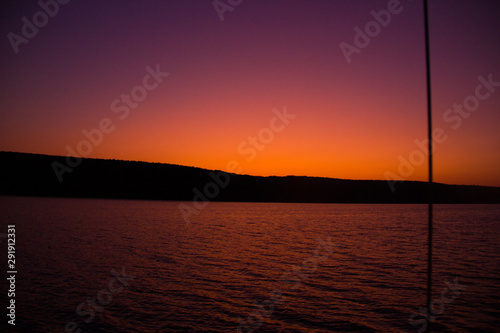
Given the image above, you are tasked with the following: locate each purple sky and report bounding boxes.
[1,0,500,186]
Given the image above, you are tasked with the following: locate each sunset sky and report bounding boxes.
[1,0,499,186]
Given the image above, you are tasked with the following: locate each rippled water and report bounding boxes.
[1,197,499,332]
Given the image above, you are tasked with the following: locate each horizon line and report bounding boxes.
[1,150,498,189]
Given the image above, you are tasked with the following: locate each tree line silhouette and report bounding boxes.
[1,152,499,203]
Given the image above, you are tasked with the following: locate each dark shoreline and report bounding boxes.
[1,151,499,204]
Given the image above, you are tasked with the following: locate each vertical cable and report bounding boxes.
[423,0,433,332]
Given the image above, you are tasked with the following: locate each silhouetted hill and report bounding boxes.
[1,151,499,203]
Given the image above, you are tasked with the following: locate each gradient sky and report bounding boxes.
[1,0,499,186]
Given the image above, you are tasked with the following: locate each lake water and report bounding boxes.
[1,196,499,332]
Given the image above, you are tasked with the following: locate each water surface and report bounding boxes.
[0,197,499,332]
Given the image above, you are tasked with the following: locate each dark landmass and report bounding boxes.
[1,151,499,203]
